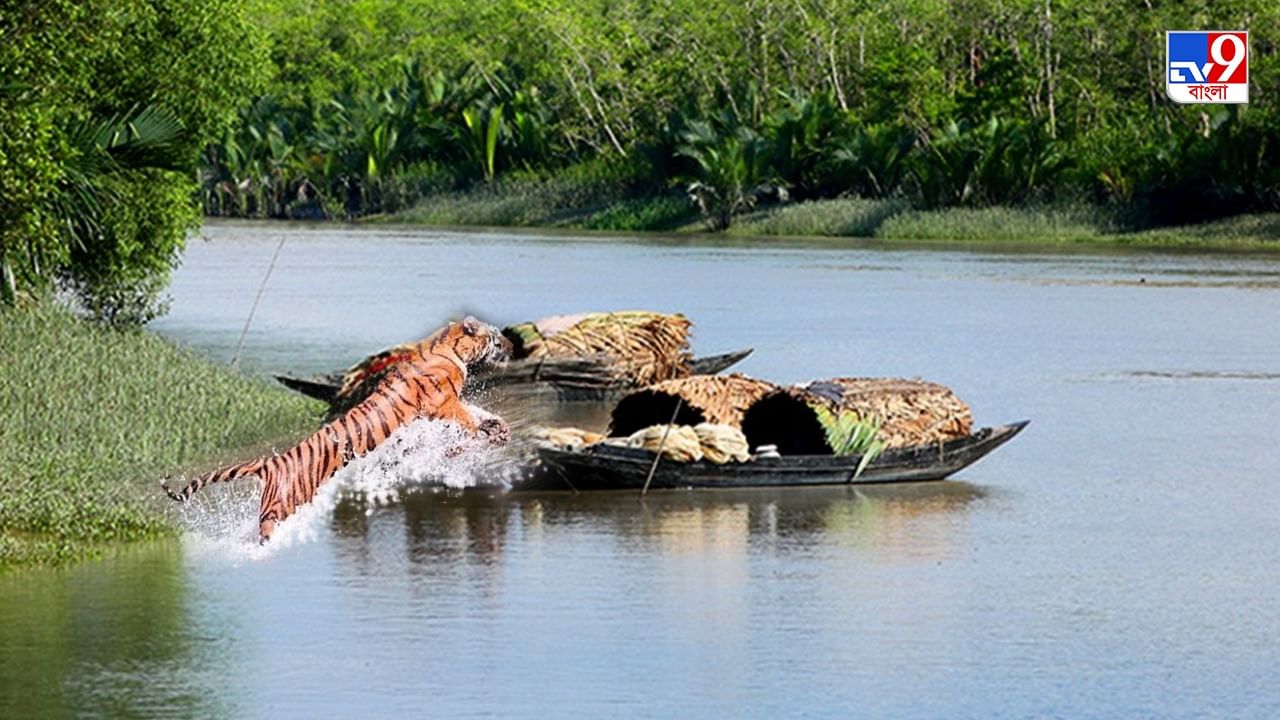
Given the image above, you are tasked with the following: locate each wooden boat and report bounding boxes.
[275,348,753,405]
[476,348,754,402]
[518,421,1028,491]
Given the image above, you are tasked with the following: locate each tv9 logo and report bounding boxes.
[1166,31,1249,104]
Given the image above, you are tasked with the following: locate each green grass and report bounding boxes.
[386,158,665,229]
[875,204,1116,243]
[0,303,323,569]
[580,196,694,231]
[1120,213,1280,248]
[388,177,1280,251]
[394,189,553,227]
[389,183,699,232]
[875,206,1280,249]
[730,198,908,237]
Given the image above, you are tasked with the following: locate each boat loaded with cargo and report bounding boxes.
[273,310,1026,492]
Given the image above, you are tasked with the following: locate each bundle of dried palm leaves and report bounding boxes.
[742,378,973,453]
[609,374,778,436]
[532,426,606,451]
[506,311,693,386]
[803,378,973,447]
[534,421,748,464]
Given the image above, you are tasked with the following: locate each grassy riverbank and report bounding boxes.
[0,304,322,570]
[386,186,1280,251]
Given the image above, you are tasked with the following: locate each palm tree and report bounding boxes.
[55,105,185,252]
[51,105,186,324]
[676,120,773,231]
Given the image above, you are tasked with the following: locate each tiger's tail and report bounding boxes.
[161,458,269,503]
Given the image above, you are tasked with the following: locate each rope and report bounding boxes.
[231,233,286,368]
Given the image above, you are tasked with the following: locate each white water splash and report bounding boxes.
[171,417,519,562]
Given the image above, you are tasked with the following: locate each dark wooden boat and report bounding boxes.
[274,348,753,404]
[476,348,755,403]
[519,421,1028,491]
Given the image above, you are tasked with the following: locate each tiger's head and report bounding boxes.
[433,315,513,370]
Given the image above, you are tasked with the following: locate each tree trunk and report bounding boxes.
[1,245,16,306]
[1044,0,1057,138]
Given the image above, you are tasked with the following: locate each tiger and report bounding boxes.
[161,316,513,542]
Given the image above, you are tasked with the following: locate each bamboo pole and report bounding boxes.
[231,234,286,368]
[641,397,684,497]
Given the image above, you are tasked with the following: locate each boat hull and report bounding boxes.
[520,421,1028,491]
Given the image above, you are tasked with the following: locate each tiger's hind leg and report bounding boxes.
[256,464,287,543]
[258,513,278,543]
[254,433,345,543]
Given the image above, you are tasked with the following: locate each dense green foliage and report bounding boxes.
[210,0,1280,232]
[0,304,322,568]
[0,0,266,321]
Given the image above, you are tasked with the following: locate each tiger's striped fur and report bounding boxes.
[162,316,512,541]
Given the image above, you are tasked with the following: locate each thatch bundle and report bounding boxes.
[612,423,752,464]
[505,311,693,386]
[535,421,749,464]
[533,426,606,451]
[609,374,778,436]
[740,378,973,455]
[621,424,705,462]
[693,423,752,463]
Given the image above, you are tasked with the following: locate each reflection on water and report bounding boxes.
[327,482,985,572]
[0,544,231,719]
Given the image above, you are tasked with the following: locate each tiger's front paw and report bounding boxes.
[478,416,511,447]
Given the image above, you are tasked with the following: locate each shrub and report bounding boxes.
[0,0,267,323]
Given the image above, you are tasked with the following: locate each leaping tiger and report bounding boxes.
[162,316,513,541]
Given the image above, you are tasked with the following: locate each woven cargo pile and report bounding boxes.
[753,378,973,450]
[535,423,751,464]
[505,311,693,386]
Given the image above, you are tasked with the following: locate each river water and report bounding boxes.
[3,221,1279,718]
